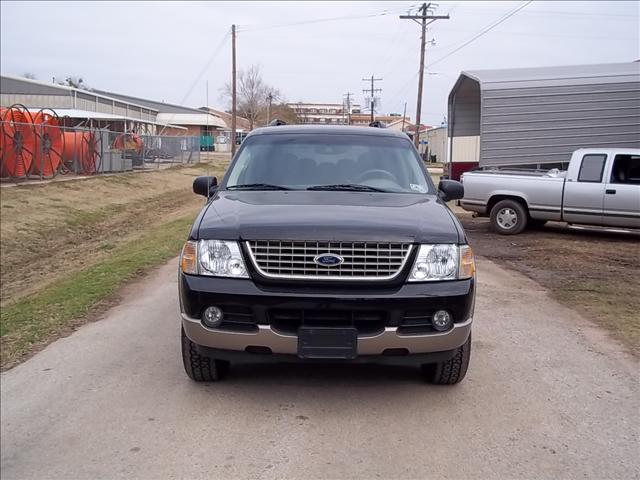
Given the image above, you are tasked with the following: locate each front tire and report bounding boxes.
[421,334,471,385]
[181,327,230,382]
[490,199,528,235]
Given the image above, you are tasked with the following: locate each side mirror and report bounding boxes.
[193,176,218,197]
[438,179,464,202]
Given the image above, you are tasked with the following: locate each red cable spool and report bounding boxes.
[31,109,64,177]
[0,106,35,178]
[62,131,98,174]
[0,107,4,169]
[112,132,143,153]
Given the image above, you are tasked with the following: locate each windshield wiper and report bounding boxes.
[226,183,293,191]
[306,183,389,193]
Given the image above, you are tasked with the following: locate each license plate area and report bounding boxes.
[297,327,358,359]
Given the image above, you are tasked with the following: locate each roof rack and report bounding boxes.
[369,120,386,128]
[268,118,287,126]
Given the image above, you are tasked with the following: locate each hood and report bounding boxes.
[197,191,461,244]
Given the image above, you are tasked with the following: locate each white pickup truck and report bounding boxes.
[460,148,640,235]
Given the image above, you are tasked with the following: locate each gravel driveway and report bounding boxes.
[1,258,638,479]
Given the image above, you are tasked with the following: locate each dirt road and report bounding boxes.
[1,259,638,479]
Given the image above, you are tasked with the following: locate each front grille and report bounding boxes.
[269,309,387,335]
[246,240,412,280]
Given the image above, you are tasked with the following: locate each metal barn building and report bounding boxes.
[446,62,640,179]
[0,75,164,133]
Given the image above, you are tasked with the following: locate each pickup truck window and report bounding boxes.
[610,154,640,185]
[578,154,607,183]
[225,134,433,194]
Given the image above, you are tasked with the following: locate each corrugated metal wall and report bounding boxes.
[480,81,640,166]
[0,93,72,109]
[1,76,158,122]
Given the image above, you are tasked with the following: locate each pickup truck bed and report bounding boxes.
[460,148,640,234]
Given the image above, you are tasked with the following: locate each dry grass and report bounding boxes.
[1,160,229,305]
[0,158,230,368]
[458,211,640,356]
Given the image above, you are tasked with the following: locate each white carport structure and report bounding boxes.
[448,62,640,171]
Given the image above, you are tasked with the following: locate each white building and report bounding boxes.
[287,102,361,125]
[425,126,448,163]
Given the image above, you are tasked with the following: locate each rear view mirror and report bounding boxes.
[193,176,218,197]
[438,179,464,202]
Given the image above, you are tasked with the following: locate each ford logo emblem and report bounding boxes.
[314,253,344,267]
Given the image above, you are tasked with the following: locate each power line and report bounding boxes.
[428,25,637,42]
[179,30,230,105]
[473,7,639,19]
[238,4,419,32]
[158,29,229,136]
[375,21,412,79]
[426,1,532,69]
[386,70,420,114]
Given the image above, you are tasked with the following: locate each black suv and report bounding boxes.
[179,125,475,384]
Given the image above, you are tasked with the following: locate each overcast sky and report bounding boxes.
[1,1,638,125]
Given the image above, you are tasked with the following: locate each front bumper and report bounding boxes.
[183,313,472,356]
[180,274,475,360]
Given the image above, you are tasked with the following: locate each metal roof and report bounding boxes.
[1,75,159,113]
[155,113,226,128]
[91,88,210,115]
[460,62,640,90]
[30,109,187,129]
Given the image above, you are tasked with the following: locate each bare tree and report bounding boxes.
[222,65,281,130]
[22,72,37,80]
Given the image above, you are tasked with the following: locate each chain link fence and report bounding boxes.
[0,119,201,183]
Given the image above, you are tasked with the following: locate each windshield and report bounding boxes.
[224,133,433,194]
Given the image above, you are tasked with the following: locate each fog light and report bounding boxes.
[202,306,224,328]
[432,310,452,332]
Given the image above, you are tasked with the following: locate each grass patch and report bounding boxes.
[459,213,640,356]
[0,214,195,369]
[554,279,639,354]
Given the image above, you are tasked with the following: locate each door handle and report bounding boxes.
[606,189,616,194]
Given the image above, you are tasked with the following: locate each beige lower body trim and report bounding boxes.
[182,314,472,355]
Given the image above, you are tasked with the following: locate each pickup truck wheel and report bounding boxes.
[490,200,528,235]
[421,334,471,385]
[181,327,230,382]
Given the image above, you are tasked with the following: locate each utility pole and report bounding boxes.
[362,75,382,123]
[343,92,353,125]
[400,3,449,148]
[266,92,273,125]
[206,80,210,151]
[231,24,237,157]
[401,101,407,132]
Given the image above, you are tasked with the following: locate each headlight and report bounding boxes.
[180,240,249,278]
[408,244,475,282]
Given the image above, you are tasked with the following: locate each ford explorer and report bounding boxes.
[179,124,475,384]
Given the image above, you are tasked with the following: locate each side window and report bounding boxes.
[578,154,607,183]
[610,154,640,185]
